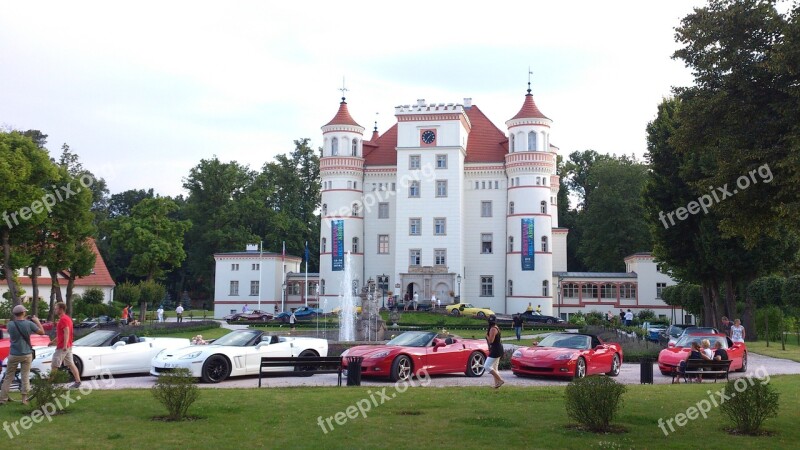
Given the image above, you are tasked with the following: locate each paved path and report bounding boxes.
[92,353,797,390]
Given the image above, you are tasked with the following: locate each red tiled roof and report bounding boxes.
[324,101,362,127]
[464,105,508,163]
[510,93,549,120]
[363,124,398,165]
[17,238,116,288]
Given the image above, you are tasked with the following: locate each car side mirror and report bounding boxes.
[112,341,126,349]
[668,342,675,348]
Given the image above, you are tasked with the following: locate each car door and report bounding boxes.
[246,338,292,374]
[426,339,465,374]
[96,340,151,374]
[586,337,610,374]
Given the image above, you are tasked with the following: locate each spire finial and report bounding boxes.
[338,76,349,102]
[374,112,379,132]
[527,67,533,94]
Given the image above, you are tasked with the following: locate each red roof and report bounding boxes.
[17,238,116,288]
[363,124,398,165]
[324,101,362,127]
[510,93,549,121]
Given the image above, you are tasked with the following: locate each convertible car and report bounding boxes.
[511,333,623,379]
[657,333,747,375]
[223,310,274,322]
[274,306,323,323]
[340,331,488,381]
[519,311,565,324]
[0,334,52,361]
[445,303,495,318]
[151,329,328,383]
[15,330,189,378]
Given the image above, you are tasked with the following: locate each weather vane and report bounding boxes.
[339,76,349,101]
[528,66,533,94]
[374,111,379,131]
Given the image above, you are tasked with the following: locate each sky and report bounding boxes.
[0,0,706,197]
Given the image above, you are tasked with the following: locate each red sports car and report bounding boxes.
[0,334,52,361]
[511,333,623,379]
[657,333,747,375]
[340,331,488,381]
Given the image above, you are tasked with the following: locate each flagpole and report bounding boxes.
[304,241,309,308]
[258,240,263,310]
[282,241,286,313]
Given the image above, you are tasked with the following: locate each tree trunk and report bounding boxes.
[31,266,39,316]
[701,282,714,327]
[1,229,20,305]
[710,278,722,329]
[140,301,147,322]
[66,276,76,317]
[723,275,737,322]
[48,282,57,322]
[743,291,756,341]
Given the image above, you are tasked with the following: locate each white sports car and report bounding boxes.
[22,330,190,378]
[150,329,328,383]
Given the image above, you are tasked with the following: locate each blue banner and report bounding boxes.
[521,218,535,271]
[332,220,344,271]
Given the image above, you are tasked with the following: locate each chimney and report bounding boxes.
[463,98,472,109]
[417,99,426,107]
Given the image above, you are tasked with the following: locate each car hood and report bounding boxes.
[342,345,402,358]
[658,347,690,362]
[156,344,218,359]
[516,346,579,359]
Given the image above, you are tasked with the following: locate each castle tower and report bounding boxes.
[319,96,365,310]
[504,87,556,315]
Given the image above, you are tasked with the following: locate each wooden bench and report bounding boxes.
[672,359,732,383]
[258,356,343,387]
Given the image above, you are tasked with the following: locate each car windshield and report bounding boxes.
[460,304,474,308]
[669,326,686,337]
[74,330,117,347]
[211,330,261,347]
[674,335,728,349]
[387,332,436,347]
[536,334,591,350]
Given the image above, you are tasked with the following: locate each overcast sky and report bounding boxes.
[0,0,705,196]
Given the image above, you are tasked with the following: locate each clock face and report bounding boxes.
[421,130,436,145]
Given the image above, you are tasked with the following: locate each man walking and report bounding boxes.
[289,309,297,331]
[0,305,45,404]
[51,302,82,388]
[157,305,164,323]
[176,304,184,323]
[624,309,634,327]
[512,314,523,341]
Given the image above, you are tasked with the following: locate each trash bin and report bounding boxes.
[640,357,654,384]
[346,356,363,386]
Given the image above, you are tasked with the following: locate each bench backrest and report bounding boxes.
[685,359,732,371]
[260,356,342,368]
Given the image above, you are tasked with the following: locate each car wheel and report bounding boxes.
[737,352,747,372]
[476,311,486,319]
[61,356,83,381]
[606,354,620,376]
[573,357,586,379]
[546,319,554,324]
[201,355,231,383]
[450,309,460,316]
[261,315,269,322]
[295,350,319,376]
[390,355,412,382]
[465,352,486,377]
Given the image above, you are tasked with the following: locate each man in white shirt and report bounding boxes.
[431,294,437,309]
[157,306,164,323]
[413,292,419,311]
[624,309,634,326]
[176,304,184,323]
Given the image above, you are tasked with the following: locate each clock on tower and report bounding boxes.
[420,129,436,147]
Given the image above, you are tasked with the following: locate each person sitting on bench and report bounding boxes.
[713,341,729,361]
[679,341,710,382]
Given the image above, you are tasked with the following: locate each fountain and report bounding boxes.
[338,253,356,341]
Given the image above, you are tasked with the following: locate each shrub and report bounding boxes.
[568,312,586,326]
[498,347,514,370]
[29,370,70,412]
[151,368,199,420]
[585,311,605,326]
[755,306,784,341]
[565,376,626,432]
[637,309,656,321]
[719,377,779,435]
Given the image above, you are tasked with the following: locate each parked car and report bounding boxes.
[274,306,323,323]
[646,325,667,342]
[657,333,747,375]
[519,311,565,324]
[666,326,720,346]
[151,329,328,383]
[0,334,52,361]
[224,310,274,322]
[445,303,494,318]
[511,332,623,379]
[340,331,488,381]
[75,316,118,329]
[9,330,189,379]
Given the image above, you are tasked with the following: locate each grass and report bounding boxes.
[158,328,232,340]
[1,376,799,448]
[746,339,800,363]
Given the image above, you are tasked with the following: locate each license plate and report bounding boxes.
[163,363,176,369]
[342,369,348,377]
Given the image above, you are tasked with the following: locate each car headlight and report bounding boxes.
[340,349,350,357]
[554,353,575,361]
[180,351,203,360]
[368,351,390,359]
[36,349,56,360]
[155,349,166,359]
[512,350,522,358]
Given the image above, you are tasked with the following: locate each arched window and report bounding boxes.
[509,134,515,152]
[321,237,326,253]
[352,203,359,216]
[528,131,536,151]
[540,201,547,214]
[509,201,515,214]
[352,138,358,156]
[601,283,616,299]
[542,280,549,296]
[508,236,514,252]
[541,236,548,252]
[322,204,327,215]
[331,137,339,155]
[507,280,513,296]
[352,237,359,253]
[536,177,541,185]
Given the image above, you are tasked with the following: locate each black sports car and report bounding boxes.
[518,311,565,324]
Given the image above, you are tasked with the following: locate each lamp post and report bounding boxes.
[378,274,387,310]
[457,274,462,303]
[281,281,286,313]
[557,275,563,320]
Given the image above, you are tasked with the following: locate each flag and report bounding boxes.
[282,241,286,261]
[304,241,309,263]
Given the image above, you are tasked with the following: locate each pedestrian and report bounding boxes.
[0,305,45,405]
[289,309,297,331]
[730,319,745,343]
[624,309,634,327]
[713,341,729,361]
[720,316,732,337]
[121,304,129,325]
[242,304,249,313]
[403,293,409,311]
[484,315,505,388]
[536,305,542,314]
[431,294,437,310]
[619,309,625,321]
[526,303,533,312]
[413,292,419,311]
[512,314,523,341]
[176,304,184,323]
[51,302,82,388]
[157,305,164,323]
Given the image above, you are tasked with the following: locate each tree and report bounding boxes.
[138,280,166,320]
[96,188,155,282]
[563,150,611,210]
[115,281,140,309]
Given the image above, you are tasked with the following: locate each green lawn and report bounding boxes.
[1,376,799,449]
[155,327,231,340]
[747,339,800,363]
